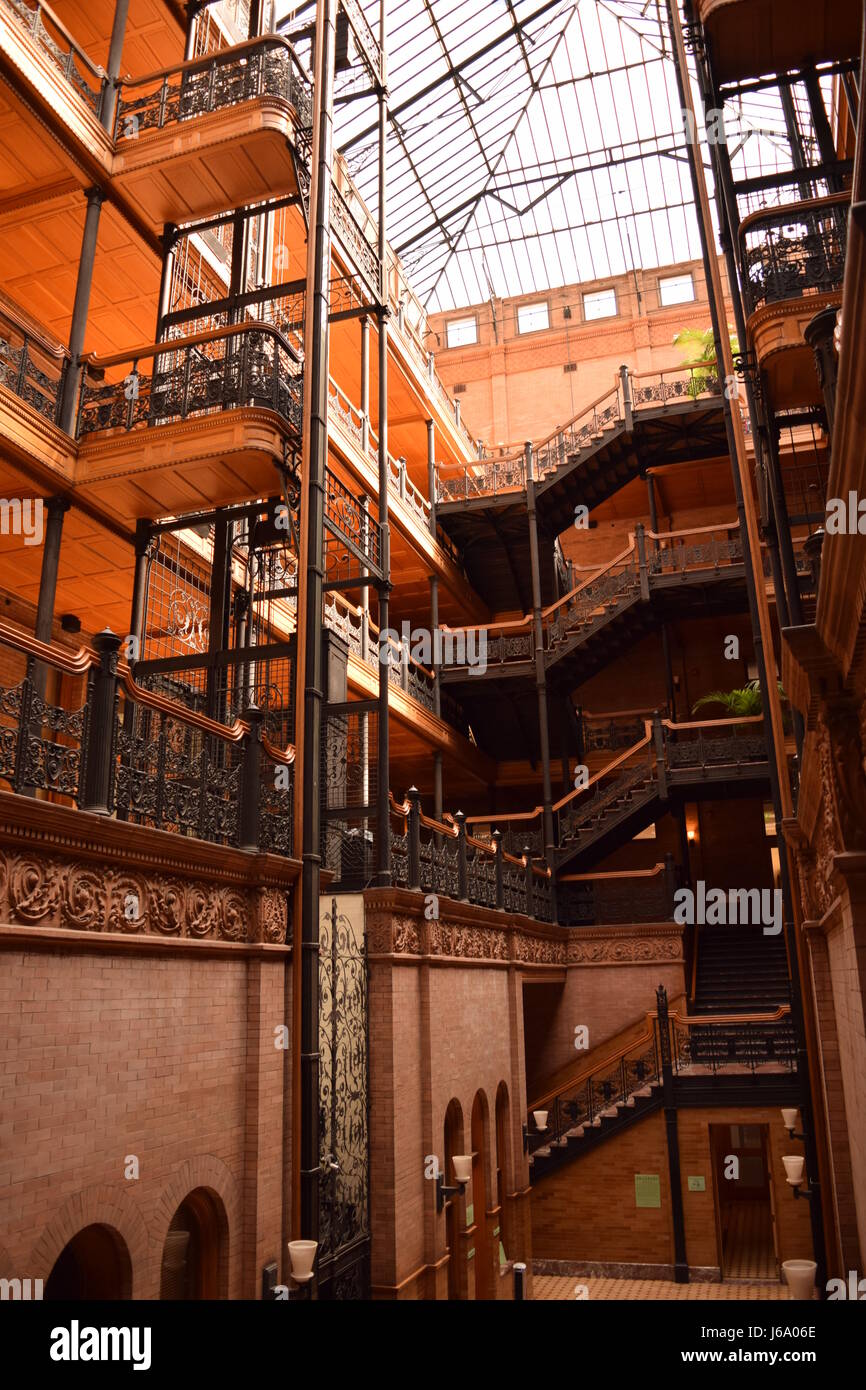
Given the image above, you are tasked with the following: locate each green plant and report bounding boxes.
[674,326,739,398]
[692,679,790,729]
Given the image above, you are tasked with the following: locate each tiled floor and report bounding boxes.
[533,1275,788,1300]
[721,1200,776,1279]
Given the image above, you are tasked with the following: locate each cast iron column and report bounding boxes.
[31,497,70,701]
[375,8,391,884]
[525,441,555,866]
[299,0,338,1258]
[100,0,131,133]
[426,418,437,536]
[58,188,105,434]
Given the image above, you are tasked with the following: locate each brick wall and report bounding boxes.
[0,938,291,1298]
[531,1106,814,1276]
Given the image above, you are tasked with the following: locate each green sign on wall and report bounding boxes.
[635,1173,661,1208]
[688,1175,706,1192]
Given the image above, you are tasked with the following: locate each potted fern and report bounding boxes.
[692,679,790,732]
[674,326,738,399]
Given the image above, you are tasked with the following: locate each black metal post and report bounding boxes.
[803,68,845,192]
[455,811,468,900]
[525,442,555,862]
[494,829,504,909]
[407,785,421,889]
[100,0,131,132]
[375,6,391,885]
[299,0,338,1262]
[58,188,105,434]
[81,629,122,814]
[31,496,70,703]
[426,418,437,535]
[128,519,150,657]
[523,849,534,918]
[656,984,688,1282]
[360,314,370,453]
[239,705,264,850]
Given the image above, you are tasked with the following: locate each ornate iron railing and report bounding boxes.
[0,620,294,855]
[527,998,795,1160]
[114,35,313,137]
[557,861,676,927]
[0,315,67,424]
[741,193,849,316]
[77,324,303,438]
[461,711,769,879]
[436,364,723,502]
[670,1008,796,1076]
[440,521,743,674]
[389,790,554,923]
[2,0,105,115]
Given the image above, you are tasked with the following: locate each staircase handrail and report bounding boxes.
[528,1003,791,1116]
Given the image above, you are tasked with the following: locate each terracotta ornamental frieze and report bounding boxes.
[363,889,682,966]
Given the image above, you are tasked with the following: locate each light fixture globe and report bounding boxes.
[781,1108,799,1130]
[782,1155,805,1186]
[533,1110,549,1131]
[287,1239,318,1283]
[782,1260,817,1300]
[451,1154,472,1184]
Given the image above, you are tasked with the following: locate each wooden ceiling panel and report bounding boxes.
[49,0,185,79]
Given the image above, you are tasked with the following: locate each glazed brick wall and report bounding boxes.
[523,954,686,1100]
[531,1107,814,1272]
[0,942,290,1298]
[370,955,526,1297]
[824,897,866,1265]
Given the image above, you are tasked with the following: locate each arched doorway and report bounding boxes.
[160,1188,226,1299]
[495,1082,510,1262]
[45,1224,131,1300]
[443,1098,464,1300]
[471,1090,493,1299]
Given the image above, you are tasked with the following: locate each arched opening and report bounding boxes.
[160,1188,227,1299]
[443,1098,464,1300]
[471,1089,493,1299]
[495,1082,511,1262]
[45,1224,131,1301]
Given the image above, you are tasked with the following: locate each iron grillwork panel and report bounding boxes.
[318,896,370,1299]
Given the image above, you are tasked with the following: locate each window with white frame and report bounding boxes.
[659,272,695,306]
[583,288,617,321]
[446,316,478,348]
[516,301,550,334]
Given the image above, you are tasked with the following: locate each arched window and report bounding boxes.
[443,1098,464,1301]
[471,1090,492,1299]
[45,1224,131,1301]
[495,1082,511,1261]
[160,1188,227,1299]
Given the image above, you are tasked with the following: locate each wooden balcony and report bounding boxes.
[73,323,302,524]
[694,0,863,85]
[111,37,312,230]
[740,193,848,410]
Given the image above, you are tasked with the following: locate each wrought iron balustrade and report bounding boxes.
[741,195,849,316]
[670,1009,796,1076]
[115,36,313,138]
[0,620,294,856]
[2,0,105,114]
[0,322,67,424]
[77,325,303,438]
[436,452,526,504]
[389,790,554,923]
[526,1028,661,1158]
[533,383,623,478]
[557,861,676,927]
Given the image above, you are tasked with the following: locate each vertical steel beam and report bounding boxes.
[525,441,555,864]
[296,0,338,1262]
[31,497,70,703]
[375,5,391,885]
[58,188,105,434]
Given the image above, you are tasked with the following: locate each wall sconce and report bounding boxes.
[782,1154,815,1201]
[523,1109,549,1153]
[287,1240,318,1284]
[781,1108,806,1141]
[436,1155,471,1212]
